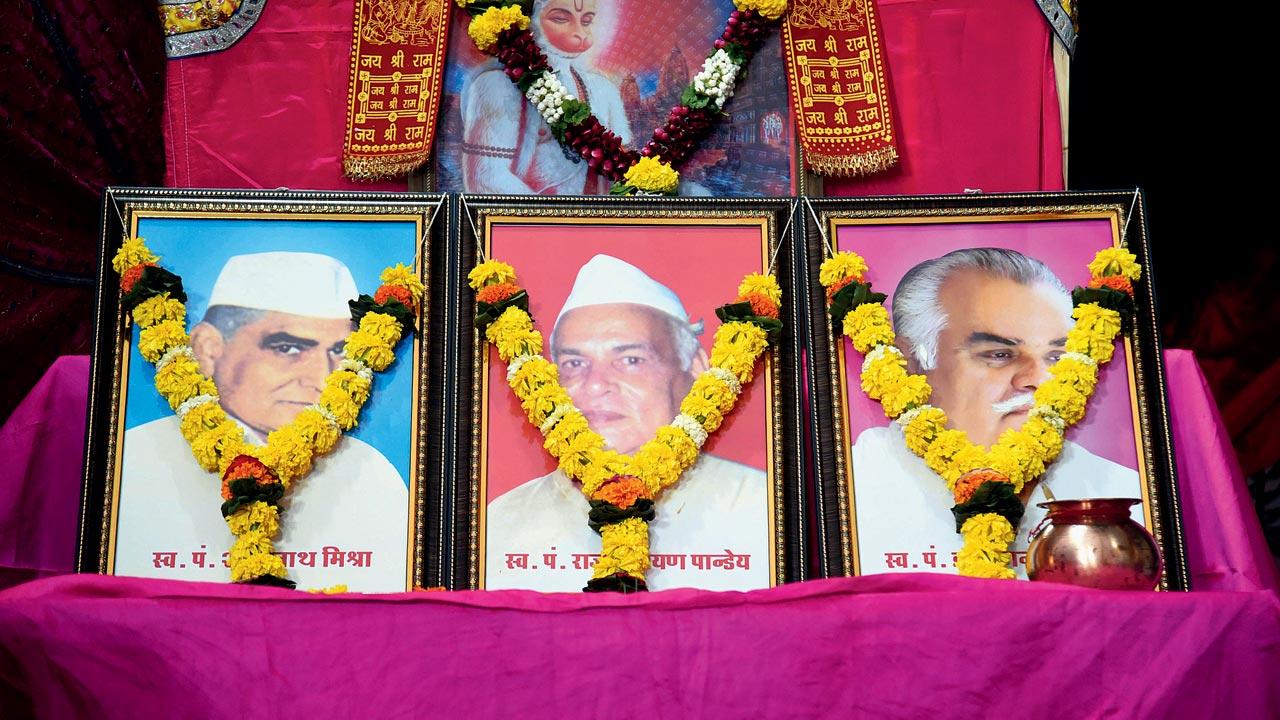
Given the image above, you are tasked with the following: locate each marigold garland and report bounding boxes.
[472,259,780,592]
[112,237,421,589]
[455,0,788,195]
[821,246,1141,579]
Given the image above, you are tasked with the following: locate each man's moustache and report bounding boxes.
[992,393,1035,415]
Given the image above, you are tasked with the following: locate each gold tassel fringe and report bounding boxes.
[805,145,899,178]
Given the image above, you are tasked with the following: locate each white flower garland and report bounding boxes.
[691,49,741,109]
[525,72,574,126]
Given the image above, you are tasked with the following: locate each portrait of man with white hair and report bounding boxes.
[115,249,411,592]
[486,254,770,592]
[849,247,1142,577]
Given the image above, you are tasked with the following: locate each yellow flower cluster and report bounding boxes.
[111,236,158,274]
[133,294,186,328]
[137,320,189,363]
[818,250,867,287]
[841,303,894,353]
[592,517,651,581]
[955,513,1016,579]
[320,367,373,430]
[468,5,529,53]
[468,260,518,290]
[737,273,782,306]
[902,406,947,455]
[1066,304,1123,363]
[381,263,425,304]
[345,312,401,372]
[154,354,216,411]
[708,321,769,382]
[623,157,680,194]
[1088,247,1142,281]
[487,306,543,361]
[1033,355,1098,426]
[860,349,930,419]
[225,501,281,537]
[732,0,789,20]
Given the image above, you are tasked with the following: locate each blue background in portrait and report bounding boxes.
[122,217,418,488]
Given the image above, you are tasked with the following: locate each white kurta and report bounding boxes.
[486,454,770,592]
[115,416,410,592]
[849,424,1144,578]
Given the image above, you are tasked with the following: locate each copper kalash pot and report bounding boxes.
[1026,499,1161,590]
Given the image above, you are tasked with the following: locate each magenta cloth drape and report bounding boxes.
[824,0,1064,196]
[1,574,1277,718]
[1,351,1276,716]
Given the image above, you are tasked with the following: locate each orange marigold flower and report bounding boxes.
[825,275,855,303]
[477,282,521,305]
[220,454,280,500]
[374,284,416,312]
[737,291,780,319]
[1088,274,1134,296]
[953,468,1009,504]
[121,263,155,293]
[591,475,651,509]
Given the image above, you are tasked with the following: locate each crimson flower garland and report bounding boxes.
[457,0,789,194]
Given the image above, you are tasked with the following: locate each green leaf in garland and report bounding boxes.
[349,295,417,336]
[475,288,530,334]
[587,498,656,534]
[1071,286,1136,332]
[461,0,529,18]
[220,478,286,518]
[552,99,591,139]
[680,85,712,110]
[121,266,187,314]
[609,181,638,196]
[715,300,782,343]
[722,42,749,65]
[827,280,887,327]
[951,481,1025,533]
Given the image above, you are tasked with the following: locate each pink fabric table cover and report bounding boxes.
[1,574,1277,718]
[1,351,1277,716]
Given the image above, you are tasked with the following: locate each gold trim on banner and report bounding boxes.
[783,0,899,180]
[343,0,450,181]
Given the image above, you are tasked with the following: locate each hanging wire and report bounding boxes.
[420,195,447,260]
[766,200,799,275]
[1121,188,1140,242]
[803,196,834,257]
[458,195,487,263]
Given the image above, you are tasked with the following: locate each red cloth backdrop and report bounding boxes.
[824,0,1063,196]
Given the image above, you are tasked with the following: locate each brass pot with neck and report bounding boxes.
[1026,498,1160,590]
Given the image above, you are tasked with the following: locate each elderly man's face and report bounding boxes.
[922,269,1069,447]
[539,0,595,54]
[192,311,351,436]
[553,303,697,454]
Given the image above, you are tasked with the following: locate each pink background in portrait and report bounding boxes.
[486,223,770,501]
[838,218,1140,471]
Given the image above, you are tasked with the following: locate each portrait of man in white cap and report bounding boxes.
[115,251,410,592]
[849,247,1141,577]
[486,254,769,592]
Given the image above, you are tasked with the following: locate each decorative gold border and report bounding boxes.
[467,208,786,590]
[819,203,1168,589]
[98,202,433,591]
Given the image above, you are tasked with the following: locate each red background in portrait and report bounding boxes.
[486,223,771,500]
[837,218,1141,471]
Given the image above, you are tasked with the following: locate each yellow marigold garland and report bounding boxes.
[112,236,420,590]
[472,259,779,592]
[821,247,1139,579]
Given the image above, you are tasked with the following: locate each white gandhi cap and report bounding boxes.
[206,252,358,320]
[554,254,699,332]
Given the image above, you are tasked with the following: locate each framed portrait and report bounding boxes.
[430,0,798,197]
[80,188,449,592]
[800,192,1189,590]
[442,196,805,591]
